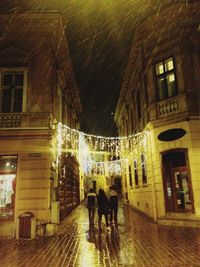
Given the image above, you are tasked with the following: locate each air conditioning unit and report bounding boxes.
[16,212,36,239]
[51,201,60,224]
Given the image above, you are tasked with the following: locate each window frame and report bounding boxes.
[134,159,139,187]
[155,57,178,101]
[141,153,147,185]
[128,165,132,187]
[0,68,28,113]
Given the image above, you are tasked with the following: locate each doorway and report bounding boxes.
[162,149,194,212]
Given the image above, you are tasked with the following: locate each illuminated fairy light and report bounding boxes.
[81,158,127,176]
[56,123,149,175]
[79,132,93,174]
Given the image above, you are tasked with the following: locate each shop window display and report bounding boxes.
[0,156,17,219]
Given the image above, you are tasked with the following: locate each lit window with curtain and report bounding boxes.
[155,57,177,101]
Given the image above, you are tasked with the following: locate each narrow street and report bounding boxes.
[1,203,200,267]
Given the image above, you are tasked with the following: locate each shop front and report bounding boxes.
[161,149,194,213]
[0,155,17,235]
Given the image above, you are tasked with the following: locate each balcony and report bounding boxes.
[157,94,187,117]
[0,113,53,129]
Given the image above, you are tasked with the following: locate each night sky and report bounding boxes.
[0,0,174,136]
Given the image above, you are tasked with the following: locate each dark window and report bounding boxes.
[163,151,186,168]
[129,165,132,187]
[155,57,177,101]
[1,72,24,113]
[134,160,139,186]
[2,89,12,112]
[141,154,147,184]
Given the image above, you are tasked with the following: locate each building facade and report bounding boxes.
[0,12,82,237]
[115,1,200,227]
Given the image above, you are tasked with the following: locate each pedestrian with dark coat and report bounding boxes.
[109,185,118,226]
[87,188,96,227]
[97,188,109,231]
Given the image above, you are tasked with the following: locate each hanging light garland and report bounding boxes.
[56,122,148,175]
[81,159,127,177]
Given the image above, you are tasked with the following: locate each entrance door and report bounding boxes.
[162,149,194,212]
[172,169,193,211]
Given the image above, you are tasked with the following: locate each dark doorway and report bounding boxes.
[114,176,122,193]
[162,149,194,212]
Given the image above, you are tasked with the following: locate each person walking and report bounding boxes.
[97,188,109,232]
[87,188,96,227]
[109,185,118,226]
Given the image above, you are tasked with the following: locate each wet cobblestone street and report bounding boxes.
[1,203,200,267]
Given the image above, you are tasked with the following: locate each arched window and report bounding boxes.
[141,153,147,184]
[134,160,139,186]
[128,165,132,187]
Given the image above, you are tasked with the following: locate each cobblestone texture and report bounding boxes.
[1,203,200,266]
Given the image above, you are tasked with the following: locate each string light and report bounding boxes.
[81,159,127,176]
[56,123,149,176]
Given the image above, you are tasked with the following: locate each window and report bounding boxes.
[128,165,132,187]
[0,72,24,113]
[0,155,17,220]
[141,154,147,185]
[155,57,177,101]
[134,160,139,186]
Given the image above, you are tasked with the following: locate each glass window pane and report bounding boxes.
[156,62,164,75]
[15,73,24,86]
[2,74,12,86]
[165,58,174,71]
[141,154,147,184]
[2,89,11,112]
[166,73,176,97]
[134,160,139,186]
[1,72,24,113]
[13,89,23,112]
[129,165,132,187]
[134,160,137,169]
[157,77,167,100]
[0,174,16,218]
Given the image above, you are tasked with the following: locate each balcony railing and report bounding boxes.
[157,94,186,117]
[0,112,52,129]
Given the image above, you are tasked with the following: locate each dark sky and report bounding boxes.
[0,0,172,136]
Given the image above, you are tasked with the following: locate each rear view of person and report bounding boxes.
[109,186,118,226]
[87,188,96,227]
[97,189,109,232]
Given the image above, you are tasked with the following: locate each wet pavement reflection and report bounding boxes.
[1,203,200,266]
